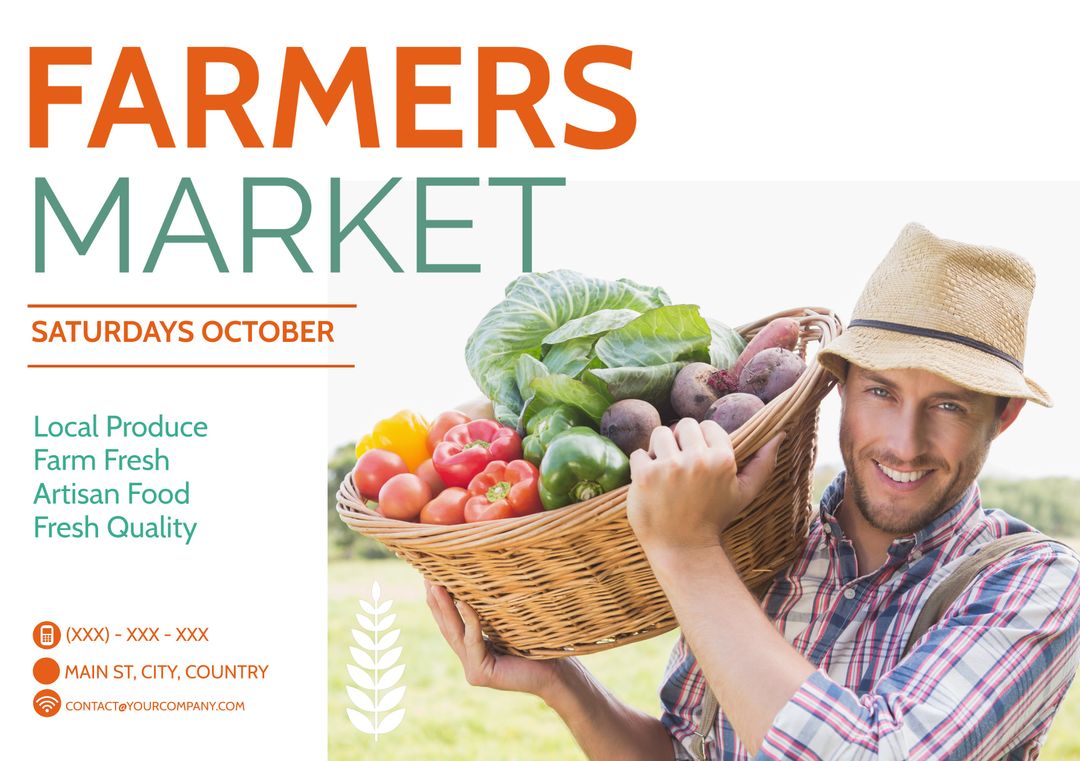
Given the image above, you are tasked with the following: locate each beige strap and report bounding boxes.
[903,532,1060,658]
[687,532,1057,761]
[689,686,719,761]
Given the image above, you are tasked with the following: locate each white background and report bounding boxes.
[330,181,1080,479]
[3,2,1080,759]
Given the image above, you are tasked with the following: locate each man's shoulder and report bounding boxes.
[915,528,1080,657]
[963,502,1076,560]
[957,525,1080,597]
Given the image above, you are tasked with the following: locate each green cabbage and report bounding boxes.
[465,271,670,426]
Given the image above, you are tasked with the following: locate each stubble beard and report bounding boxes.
[838,418,990,537]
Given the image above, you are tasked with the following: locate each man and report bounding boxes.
[426,223,1080,759]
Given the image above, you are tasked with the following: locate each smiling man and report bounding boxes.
[426,224,1080,760]
[833,367,1019,573]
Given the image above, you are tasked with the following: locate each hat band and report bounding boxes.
[848,319,1024,371]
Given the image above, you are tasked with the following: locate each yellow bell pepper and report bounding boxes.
[355,410,430,472]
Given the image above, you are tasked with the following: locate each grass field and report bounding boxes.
[329,558,1080,760]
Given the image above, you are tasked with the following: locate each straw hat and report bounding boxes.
[818,223,1052,406]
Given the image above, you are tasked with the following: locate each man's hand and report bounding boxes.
[627,418,785,558]
[425,580,563,699]
[426,580,677,761]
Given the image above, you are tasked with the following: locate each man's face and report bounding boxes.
[838,365,1015,535]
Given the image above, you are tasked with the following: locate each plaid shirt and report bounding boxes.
[660,473,1080,760]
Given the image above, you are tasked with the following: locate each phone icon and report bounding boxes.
[35,621,59,650]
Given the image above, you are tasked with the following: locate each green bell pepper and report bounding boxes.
[522,404,594,466]
[538,427,631,509]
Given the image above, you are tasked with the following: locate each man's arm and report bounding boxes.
[649,544,814,756]
[542,656,677,761]
[628,419,811,755]
[426,581,675,761]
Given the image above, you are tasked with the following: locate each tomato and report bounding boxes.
[415,458,445,496]
[378,473,432,521]
[353,449,409,500]
[419,487,469,525]
[426,410,471,453]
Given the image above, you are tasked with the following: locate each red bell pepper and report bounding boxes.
[464,459,542,522]
[431,419,523,488]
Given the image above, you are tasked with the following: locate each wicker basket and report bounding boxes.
[337,307,842,658]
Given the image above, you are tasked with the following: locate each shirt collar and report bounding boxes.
[817,471,983,552]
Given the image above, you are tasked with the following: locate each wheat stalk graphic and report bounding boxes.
[346,581,406,741]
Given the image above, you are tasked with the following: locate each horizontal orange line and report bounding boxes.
[27,304,357,309]
[28,364,355,369]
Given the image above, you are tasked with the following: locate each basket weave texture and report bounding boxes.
[338,307,842,658]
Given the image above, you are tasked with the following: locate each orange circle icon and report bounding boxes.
[34,689,61,717]
[34,621,60,650]
[34,658,60,684]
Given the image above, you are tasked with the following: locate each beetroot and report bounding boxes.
[707,369,740,396]
[738,348,806,403]
[704,393,764,433]
[670,362,721,420]
[602,399,662,455]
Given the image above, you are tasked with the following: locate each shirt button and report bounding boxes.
[911,549,923,561]
[843,588,856,600]
[822,524,832,535]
